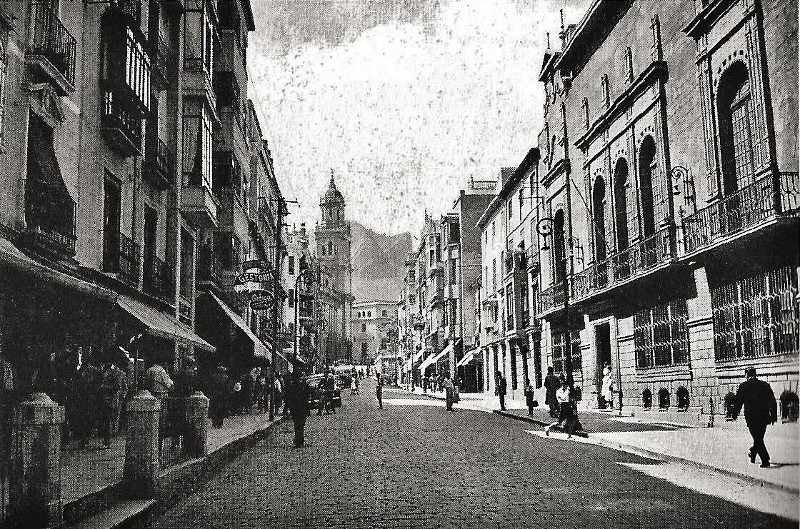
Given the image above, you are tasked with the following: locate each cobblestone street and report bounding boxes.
[152,380,794,529]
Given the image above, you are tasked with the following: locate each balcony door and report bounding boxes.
[143,206,157,287]
[103,174,121,271]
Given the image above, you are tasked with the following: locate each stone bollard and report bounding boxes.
[8,392,64,528]
[183,391,209,458]
[123,390,160,498]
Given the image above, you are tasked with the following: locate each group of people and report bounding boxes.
[421,373,460,394]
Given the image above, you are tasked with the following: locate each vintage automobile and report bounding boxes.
[304,374,342,409]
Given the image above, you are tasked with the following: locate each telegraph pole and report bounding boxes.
[269,198,284,422]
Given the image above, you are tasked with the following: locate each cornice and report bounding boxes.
[683,0,737,40]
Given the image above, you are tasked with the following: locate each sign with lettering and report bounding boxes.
[234,260,272,293]
[250,290,274,311]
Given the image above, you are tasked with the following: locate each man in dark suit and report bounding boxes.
[497,372,507,411]
[732,367,777,468]
[286,361,312,448]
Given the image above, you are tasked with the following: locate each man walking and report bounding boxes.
[376,372,384,409]
[732,367,777,467]
[496,371,507,411]
[442,372,454,411]
[286,363,312,448]
[544,367,559,417]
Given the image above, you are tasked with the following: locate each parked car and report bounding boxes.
[304,374,342,409]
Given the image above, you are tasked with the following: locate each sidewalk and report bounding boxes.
[406,387,800,493]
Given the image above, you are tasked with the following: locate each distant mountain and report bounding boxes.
[350,221,411,302]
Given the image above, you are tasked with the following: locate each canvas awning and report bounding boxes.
[456,348,476,367]
[205,291,270,360]
[418,341,454,373]
[117,294,215,352]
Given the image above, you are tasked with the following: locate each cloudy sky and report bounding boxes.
[248,0,590,236]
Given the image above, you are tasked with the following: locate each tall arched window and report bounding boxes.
[638,136,657,237]
[614,158,630,251]
[552,210,566,285]
[717,62,755,194]
[592,176,607,262]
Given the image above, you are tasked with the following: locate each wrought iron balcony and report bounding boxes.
[101,89,143,156]
[682,172,800,254]
[109,0,142,26]
[27,2,76,93]
[103,231,140,285]
[537,282,566,315]
[143,136,174,190]
[571,227,671,301]
[144,254,174,300]
[22,177,77,258]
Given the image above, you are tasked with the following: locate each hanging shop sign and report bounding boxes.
[250,289,274,311]
[234,260,272,293]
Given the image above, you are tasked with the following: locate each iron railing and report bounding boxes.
[537,282,566,315]
[102,89,143,149]
[103,231,140,285]
[29,2,76,85]
[144,254,174,300]
[111,0,142,26]
[23,177,77,256]
[571,228,670,300]
[144,136,174,189]
[683,173,799,253]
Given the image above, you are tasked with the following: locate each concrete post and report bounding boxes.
[8,392,64,528]
[123,390,160,498]
[183,391,209,458]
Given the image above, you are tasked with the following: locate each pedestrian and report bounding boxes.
[325,373,337,414]
[208,366,230,428]
[544,367,559,417]
[545,377,580,438]
[317,373,330,415]
[350,377,357,395]
[442,372,454,411]
[99,359,127,448]
[376,372,384,409]
[76,356,102,448]
[496,372,507,411]
[732,367,777,467]
[285,362,312,448]
[601,365,613,410]
[273,374,283,413]
[524,377,536,416]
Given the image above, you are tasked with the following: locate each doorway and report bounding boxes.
[595,323,612,408]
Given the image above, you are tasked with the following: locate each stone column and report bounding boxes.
[184,391,209,458]
[8,392,64,528]
[123,390,160,498]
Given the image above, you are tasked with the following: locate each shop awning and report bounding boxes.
[418,341,454,373]
[456,348,476,367]
[117,294,215,352]
[206,291,270,360]
[0,237,116,301]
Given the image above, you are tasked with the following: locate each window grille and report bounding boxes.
[552,330,580,376]
[712,266,799,362]
[634,299,689,368]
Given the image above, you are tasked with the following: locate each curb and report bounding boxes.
[585,435,800,495]
[493,410,590,438]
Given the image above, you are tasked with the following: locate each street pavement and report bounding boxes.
[151,379,796,529]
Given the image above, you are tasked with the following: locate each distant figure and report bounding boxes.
[544,367,559,418]
[350,377,357,395]
[600,365,613,410]
[732,367,777,467]
[524,378,536,416]
[496,372,507,411]
[99,360,127,448]
[286,364,312,447]
[442,372,455,411]
[376,373,384,409]
[545,377,579,439]
[208,366,230,428]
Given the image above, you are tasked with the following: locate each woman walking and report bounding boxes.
[544,378,579,439]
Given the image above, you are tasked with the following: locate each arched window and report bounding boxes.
[638,136,657,238]
[625,47,634,83]
[581,98,590,129]
[592,176,607,262]
[613,158,630,252]
[601,74,610,108]
[717,62,755,194]
[552,210,566,285]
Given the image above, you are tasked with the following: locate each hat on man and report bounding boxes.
[745,366,757,377]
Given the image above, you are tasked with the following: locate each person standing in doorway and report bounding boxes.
[544,367,559,417]
[496,372,507,411]
[376,372,384,409]
[601,365,614,410]
[442,372,454,411]
[732,367,777,467]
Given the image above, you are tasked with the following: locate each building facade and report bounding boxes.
[352,300,397,369]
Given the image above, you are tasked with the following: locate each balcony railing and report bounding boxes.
[103,231,140,285]
[28,2,76,88]
[506,314,514,331]
[144,254,174,300]
[152,32,177,85]
[22,177,77,258]
[537,282,566,315]
[144,136,174,190]
[102,89,143,156]
[683,173,799,254]
[571,227,671,301]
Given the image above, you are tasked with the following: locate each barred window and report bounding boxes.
[552,330,580,376]
[635,299,689,369]
[712,266,799,362]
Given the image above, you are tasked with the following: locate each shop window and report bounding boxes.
[634,299,689,369]
[712,266,799,362]
[676,386,690,410]
[642,388,652,409]
[717,62,755,195]
[658,387,670,410]
[780,391,798,422]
